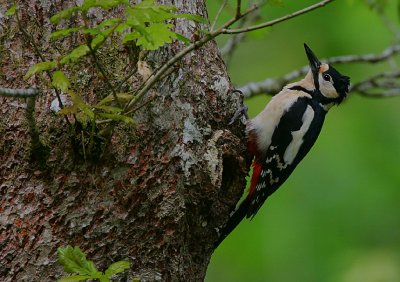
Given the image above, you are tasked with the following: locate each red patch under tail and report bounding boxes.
[249,161,262,199]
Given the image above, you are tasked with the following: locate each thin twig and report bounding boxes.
[124,66,176,116]
[124,0,333,114]
[222,0,334,34]
[25,95,49,167]
[25,96,40,149]
[126,94,157,115]
[115,65,138,92]
[0,87,38,97]
[239,44,400,98]
[15,7,71,125]
[351,71,400,98]
[236,0,242,17]
[123,0,333,113]
[211,0,228,32]
[87,43,121,106]
[327,44,400,64]
[221,0,261,65]
[15,9,65,109]
[124,4,260,113]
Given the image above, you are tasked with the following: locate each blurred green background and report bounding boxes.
[205,0,400,281]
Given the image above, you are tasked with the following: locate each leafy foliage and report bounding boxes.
[5,4,17,16]
[52,71,71,92]
[24,61,57,80]
[57,245,130,282]
[22,0,205,125]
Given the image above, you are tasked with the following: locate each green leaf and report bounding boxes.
[90,27,116,49]
[174,33,190,45]
[24,61,57,80]
[136,23,177,50]
[91,35,106,49]
[57,246,99,276]
[58,105,79,116]
[50,28,81,41]
[81,0,129,11]
[115,22,130,33]
[98,276,110,282]
[104,261,131,277]
[126,1,205,25]
[122,31,140,44]
[5,4,17,16]
[70,92,95,119]
[98,113,134,123]
[58,91,95,120]
[50,7,80,24]
[97,93,134,106]
[52,71,70,92]
[135,0,176,11]
[126,3,176,25]
[93,105,122,113]
[58,275,92,282]
[98,18,121,28]
[178,13,207,24]
[60,45,90,65]
[84,18,121,36]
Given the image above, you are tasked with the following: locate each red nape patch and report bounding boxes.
[249,161,262,197]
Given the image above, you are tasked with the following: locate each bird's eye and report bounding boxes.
[323,74,331,81]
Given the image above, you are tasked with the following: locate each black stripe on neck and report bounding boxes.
[290,85,340,106]
[289,85,314,95]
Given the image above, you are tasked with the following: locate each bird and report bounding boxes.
[216,44,350,247]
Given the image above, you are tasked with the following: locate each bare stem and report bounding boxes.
[221,0,261,65]
[0,87,38,97]
[236,0,242,18]
[124,4,260,113]
[122,0,333,114]
[87,42,121,106]
[239,44,400,98]
[15,8,71,125]
[222,0,334,34]
[351,71,400,98]
[211,0,228,31]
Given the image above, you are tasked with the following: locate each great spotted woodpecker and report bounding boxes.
[217,44,350,246]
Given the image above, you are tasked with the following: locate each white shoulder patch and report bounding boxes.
[283,105,314,165]
[248,89,310,153]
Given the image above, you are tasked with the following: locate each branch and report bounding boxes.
[15,9,65,109]
[123,4,259,113]
[239,44,400,98]
[125,1,332,114]
[15,8,71,125]
[0,87,39,97]
[87,42,121,106]
[222,0,334,34]
[236,0,242,18]
[210,0,228,31]
[220,0,262,65]
[351,71,400,98]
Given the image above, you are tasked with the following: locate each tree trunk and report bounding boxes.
[0,1,248,281]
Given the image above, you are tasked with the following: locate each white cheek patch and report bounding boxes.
[283,105,314,165]
[319,75,339,99]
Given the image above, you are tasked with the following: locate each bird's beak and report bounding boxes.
[304,43,321,88]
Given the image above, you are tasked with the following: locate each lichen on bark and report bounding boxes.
[0,1,249,281]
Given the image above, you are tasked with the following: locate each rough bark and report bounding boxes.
[0,1,248,281]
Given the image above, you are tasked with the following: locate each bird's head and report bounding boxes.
[304,43,350,105]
